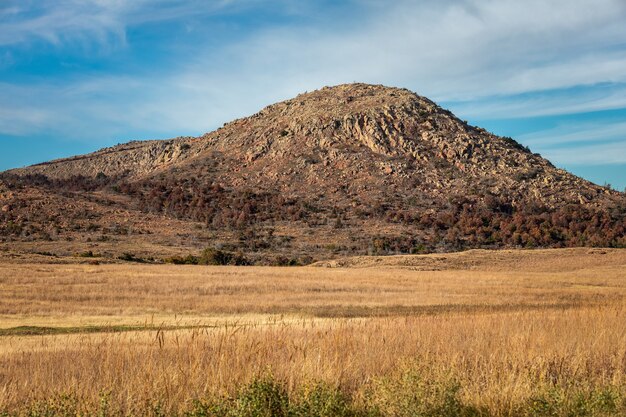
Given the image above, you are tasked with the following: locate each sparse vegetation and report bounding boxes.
[1,170,624,259]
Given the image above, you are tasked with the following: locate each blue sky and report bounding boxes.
[1,0,625,190]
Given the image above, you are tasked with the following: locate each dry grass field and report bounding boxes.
[1,248,625,416]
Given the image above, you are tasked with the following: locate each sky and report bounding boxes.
[0,0,625,191]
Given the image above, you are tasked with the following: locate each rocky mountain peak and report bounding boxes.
[7,84,615,208]
[1,83,623,262]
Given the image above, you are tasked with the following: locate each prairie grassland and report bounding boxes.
[2,248,624,321]
[0,248,625,416]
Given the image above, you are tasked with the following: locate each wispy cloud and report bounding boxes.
[541,140,626,165]
[0,0,125,46]
[518,119,626,164]
[445,83,626,120]
[0,0,259,47]
[520,121,626,148]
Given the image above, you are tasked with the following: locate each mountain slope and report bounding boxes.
[1,84,624,263]
[9,84,607,204]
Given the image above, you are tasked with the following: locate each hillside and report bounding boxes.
[1,83,624,263]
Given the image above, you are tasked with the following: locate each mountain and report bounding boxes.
[1,84,624,264]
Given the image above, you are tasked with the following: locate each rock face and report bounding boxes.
[16,139,197,179]
[1,83,625,261]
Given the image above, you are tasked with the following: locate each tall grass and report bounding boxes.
[1,304,625,415]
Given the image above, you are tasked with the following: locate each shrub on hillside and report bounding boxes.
[165,248,249,266]
[117,253,146,263]
[199,248,248,266]
[164,254,200,265]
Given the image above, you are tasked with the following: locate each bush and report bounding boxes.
[75,250,97,258]
[164,254,200,265]
[364,368,480,417]
[291,383,354,417]
[199,248,248,266]
[117,253,145,263]
[522,386,620,417]
[232,378,290,417]
[271,256,300,267]
[164,248,249,266]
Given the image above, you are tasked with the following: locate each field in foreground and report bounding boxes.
[0,248,625,416]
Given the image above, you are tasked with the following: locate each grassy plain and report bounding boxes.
[0,248,625,416]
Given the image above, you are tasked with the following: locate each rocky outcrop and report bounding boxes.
[10,138,201,179]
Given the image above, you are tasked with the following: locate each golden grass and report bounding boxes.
[0,248,625,415]
[2,248,625,322]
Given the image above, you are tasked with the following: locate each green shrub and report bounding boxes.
[199,248,248,266]
[410,244,428,254]
[232,377,289,417]
[184,399,229,417]
[17,394,83,417]
[6,377,625,417]
[271,256,300,267]
[523,386,621,417]
[164,249,248,266]
[164,254,200,265]
[291,383,354,417]
[117,253,145,263]
[364,369,480,417]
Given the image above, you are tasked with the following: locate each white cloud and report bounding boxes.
[446,83,626,120]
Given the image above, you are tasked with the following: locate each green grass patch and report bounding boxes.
[2,373,624,416]
[0,325,149,336]
[0,324,221,337]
